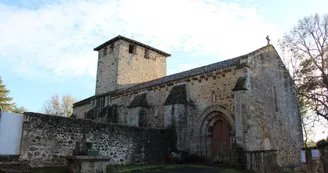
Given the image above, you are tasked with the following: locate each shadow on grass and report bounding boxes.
[30,164,249,173]
[219,167,250,173]
[107,164,249,173]
[30,167,68,173]
[107,164,206,173]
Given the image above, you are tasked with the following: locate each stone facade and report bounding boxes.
[73,36,303,170]
[20,112,169,167]
[95,36,169,95]
[245,150,279,173]
[66,156,111,173]
[234,47,303,167]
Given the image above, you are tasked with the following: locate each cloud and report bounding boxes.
[0,0,280,78]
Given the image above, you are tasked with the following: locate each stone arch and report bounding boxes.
[196,104,235,136]
[195,104,235,162]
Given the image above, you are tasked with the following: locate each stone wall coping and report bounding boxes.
[65,156,111,161]
[23,112,166,131]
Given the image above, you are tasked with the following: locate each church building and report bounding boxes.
[73,35,303,167]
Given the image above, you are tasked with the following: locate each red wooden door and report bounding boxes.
[211,119,230,162]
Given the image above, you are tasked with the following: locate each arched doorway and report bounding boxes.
[196,105,234,163]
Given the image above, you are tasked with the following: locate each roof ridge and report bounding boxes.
[93,35,171,56]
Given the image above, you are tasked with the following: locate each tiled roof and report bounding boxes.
[93,35,171,57]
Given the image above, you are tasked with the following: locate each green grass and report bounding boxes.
[106,164,248,173]
[106,164,205,173]
[30,167,67,173]
[30,164,248,173]
[219,167,250,173]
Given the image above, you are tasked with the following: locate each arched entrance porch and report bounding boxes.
[195,105,235,163]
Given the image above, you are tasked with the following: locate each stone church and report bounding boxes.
[73,35,303,166]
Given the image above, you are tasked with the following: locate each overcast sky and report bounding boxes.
[0,0,327,140]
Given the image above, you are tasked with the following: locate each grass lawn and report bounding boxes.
[107,164,248,173]
[219,167,250,173]
[107,164,203,173]
[30,167,67,173]
[30,164,248,173]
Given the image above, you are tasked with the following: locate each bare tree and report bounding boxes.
[43,94,76,117]
[280,13,328,122]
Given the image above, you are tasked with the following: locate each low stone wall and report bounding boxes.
[20,112,170,167]
[302,147,328,173]
[245,150,278,173]
[0,155,20,162]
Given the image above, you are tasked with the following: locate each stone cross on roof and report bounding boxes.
[266,35,270,45]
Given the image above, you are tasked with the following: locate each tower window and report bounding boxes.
[109,44,114,53]
[129,44,136,54]
[103,46,107,56]
[144,49,150,59]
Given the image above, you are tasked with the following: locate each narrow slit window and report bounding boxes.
[129,44,136,54]
[273,86,278,112]
[103,46,107,56]
[144,49,150,59]
[109,44,114,53]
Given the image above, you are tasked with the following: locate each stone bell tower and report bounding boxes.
[94,35,171,95]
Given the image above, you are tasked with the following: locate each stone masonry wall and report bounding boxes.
[245,150,279,173]
[111,66,245,154]
[74,64,245,156]
[20,112,170,167]
[95,41,119,95]
[73,103,93,119]
[116,40,167,89]
[95,39,167,95]
[245,46,303,168]
[74,45,304,166]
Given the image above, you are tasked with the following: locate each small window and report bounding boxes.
[273,86,278,112]
[144,49,150,59]
[128,44,136,54]
[103,46,107,56]
[109,44,114,53]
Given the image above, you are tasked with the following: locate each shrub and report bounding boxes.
[106,165,118,173]
[316,139,328,148]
